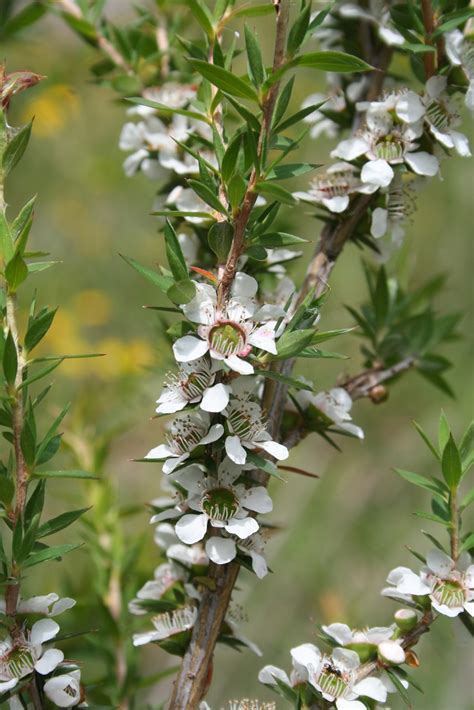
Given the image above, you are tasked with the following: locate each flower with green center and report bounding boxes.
[173,274,284,375]
[422,75,471,157]
[0,619,64,694]
[382,549,474,618]
[224,396,289,465]
[171,458,272,565]
[156,356,231,414]
[133,605,198,646]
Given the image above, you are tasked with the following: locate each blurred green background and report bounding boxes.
[3,5,473,708]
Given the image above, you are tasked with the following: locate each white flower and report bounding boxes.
[259,643,322,688]
[154,522,209,567]
[383,549,474,617]
[322,623,394,647]
[145,411,224,474]
[370,173,416,260]
[0,594,75,618]
[445,30,474,113]
[332,91,439,187]
[422,76,471,156]
[0,619,63,693]
[300,387,364,439]
[224,396,289,464]
[156,356,230,414]
[173,459,272,558]
[119,114,189,179]
[133,605,197,646]
[128,562,186,615]
[295,162,365,213]
[173,273,282,375]
[237,532,269,578]
[127,83,197,116]
[44,669,82,708]
[302,91,346,139]
[339,2,405,47]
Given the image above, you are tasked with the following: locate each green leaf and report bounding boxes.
[244,25,265,87]
[119,254,173,294]
[287,2,311,56]
[233,4,275,17]
[188,59,259,102]
[185,0,214,38]
[33,470,98,480]
[441,434,463,490]
[37,507,90,538]
[221,134,242,184]
[167,280,196,305]
[20,419,36,467]
[3,331,18,387]
[23,543,82,568]
[25,308,56,353]
[246,450,285,481]
[152,209,213,220]
[2,121,32,176]
[413,421,440,460]
[460,421,474,475]
[187,179,227,214]
[3,2,46,37]
[374,266,389,327]
[19,359,62,390]
[126,98,210,126]
[227,174,247,208]
[460,487,474,511]
[460,533,474,554]
[254,181,296,205]
[266,162,318,180]
[255,369,313,391]
[433,8,474,37]
[251,231,307,247]
[394,468,447,497]
[276,328,315,359]
[0,212,14,263]
[438,410,450,453]
[164,220,189,283]
[5,253,28,292]
[266,51,372,88]
[385,669,411,706]
[208,221,233,262]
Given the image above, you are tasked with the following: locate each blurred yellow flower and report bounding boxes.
[73,290,111,327]
[22,84,79,137]
[97,337,155,378]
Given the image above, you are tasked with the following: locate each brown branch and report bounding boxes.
[421,0,436,78]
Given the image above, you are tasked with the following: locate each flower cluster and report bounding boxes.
[258,546,473,707]
[0,596,85,707]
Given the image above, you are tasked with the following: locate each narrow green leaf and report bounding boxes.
[459,421,474,475]
[5,253,28,292]
[394,468,447,497]
[244,25,265,87]
[460,533,474,554]
[441,434,462,489]
[23,543,82,568]
[460,487,474,511]
[287,2,311,56]
[274,102,325,132]
[3,331,18,387]
[221,134,242,184]
[151,210,213,219]
[188,59,259,102]
[164,220,189,283]
[251,232,307,248]
[119,254,173,293]
[438,410,450,453]
[266,162,318,180]
[126,98,210,125]
[255,369,313,391]
[254,181,296,205]
[33,470,98,480]
[187,179,227,214]
[167,279,196,305]
[185,0,214,38]
[265,51,372,88]
[233,4,275,17]
[37,507,90,539]
[413,420,440,460]
[2,122,32,176]
[19,359,62,390]
[246,450,286,481]
[25,308,57,353]
[276,328,315,359]
[0,212,14,263]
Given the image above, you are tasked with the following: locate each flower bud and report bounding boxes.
[378,640,406,666]
[1,64,44,111]
[369,384,389,404]
[394,608,418,632]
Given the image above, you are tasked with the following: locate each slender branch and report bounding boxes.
[421,0,436,78]
[217,1,291,305]
[449,492,460,561]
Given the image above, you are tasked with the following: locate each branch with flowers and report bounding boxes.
[4,0,473,707]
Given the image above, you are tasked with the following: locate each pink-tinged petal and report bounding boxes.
[241,486,273,514]
[225,516,259,539]
[225,435,248,465]
[30,619,59,646]
[145,444,173,460]
[323,195,350,213]
[173,335,208,362]
[258,439,289,461]
[225,354,254,374]
[258,665,290,686]
[361,159,394,187]
[200,384,230,413]
[205,536,236,564]
[248,324,277,354]
[199,423,224,445]
[35,648,64,675]
[405,151,439,176]
[426,548,454,577]
[175,514,208,544]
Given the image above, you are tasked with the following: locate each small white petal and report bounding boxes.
[205,536,236,564]
[145,444,173,460]
[249,550,268,578]
[248,324,277,354]
[200,384,230,412]
[322,623,353,645]
[361,159,394,187]
[44,674,81,708]
[200,423,224,445]
[353,676,388,702]
[291,643,322,678]
[30,619,59,646]
[35,648,64,675]
[396,91,425,123]
[371,207,388,239]
[426,548,454,577]
[232,272,258,299]
[322,195,350,213]
[173,335,209,362]
[258,439,289,461]
[0,679,18,692]
[258,665,290,686]
[225,516,259,539]
[241,486,273,513]
[225,354,254,374]
[331,137,369,160]
[405,151,439,176]
[450,130,471,157]
[175,514,208,544]
[225,435,248,465]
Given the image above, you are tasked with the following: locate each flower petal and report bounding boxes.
[225,516,259,539]
[175,513,208,544]
[361,159,394,187]
[225,435,248,465]
[322,622,353,645]
[371,207,388,239]
[353,676,388,702]
[145,444,173,460]
[232,272,258,299]
[241,486,273,514]
[225,354,254,374]
[173,335,209,362]
[200,384,230,413]
[30,618,60,646]
[248,324,277,354]
[331,137,369,161]
[258,665,290,686]
[258,439,289,461]
[200,423,224,445]
[205,536,236,564]
[426,548,454,577]
[405,151,439,176]
[35,648,64,675]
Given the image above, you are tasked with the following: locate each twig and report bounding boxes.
[421,0,436,78]
[449,492,460,561]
